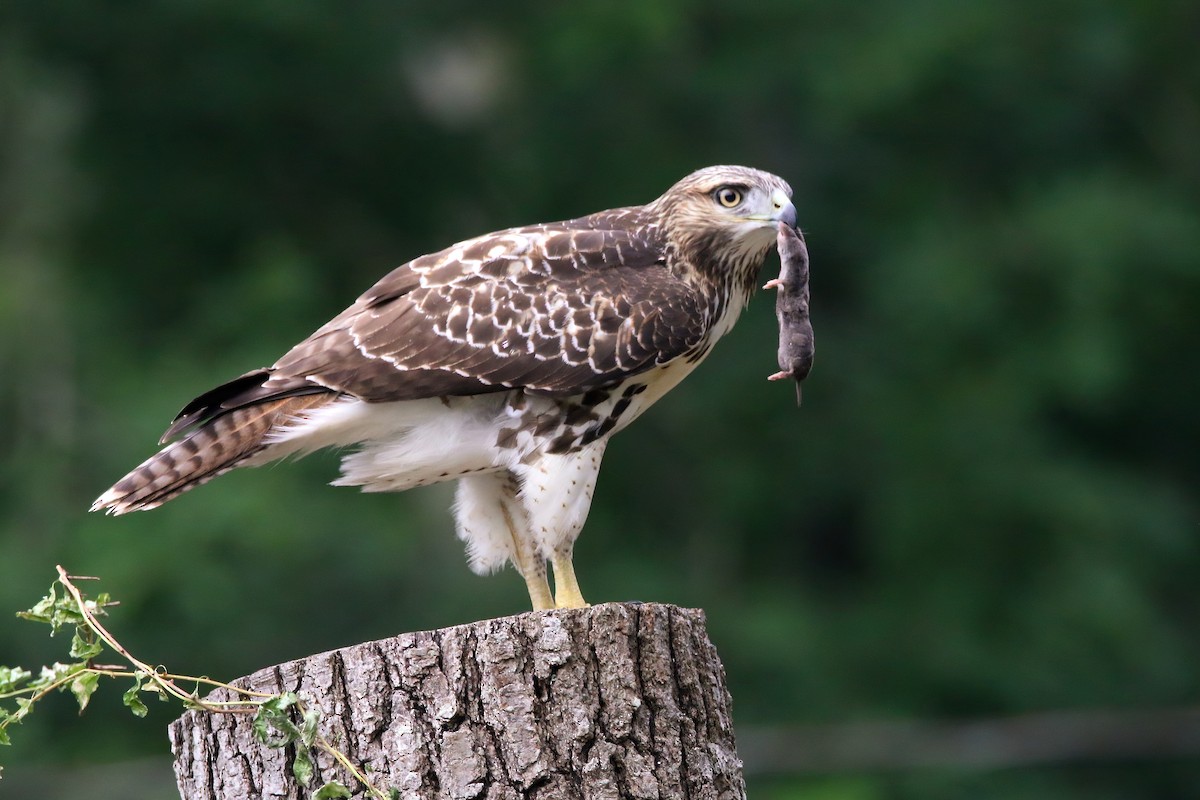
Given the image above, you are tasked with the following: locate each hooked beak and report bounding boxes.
[771,188,797,229]
[748,187,797,228]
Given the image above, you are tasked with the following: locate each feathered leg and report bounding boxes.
[516,441,606,609]
[454,472,554,610]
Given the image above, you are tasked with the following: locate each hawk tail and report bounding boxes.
[91,394,330,515]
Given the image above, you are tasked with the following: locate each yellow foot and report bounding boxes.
[551,552,590,609]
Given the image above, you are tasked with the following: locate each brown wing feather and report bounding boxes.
[264,212,707,401]
[150,208,705,446]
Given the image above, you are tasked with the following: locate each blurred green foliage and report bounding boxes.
[1,1,1197,798]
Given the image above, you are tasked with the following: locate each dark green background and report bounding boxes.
[2,2,1197,798]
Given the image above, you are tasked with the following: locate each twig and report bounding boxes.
[4,568,392,799]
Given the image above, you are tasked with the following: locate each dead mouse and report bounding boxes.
[764,223,814,405]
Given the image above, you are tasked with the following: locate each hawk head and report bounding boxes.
[651,165,796,289]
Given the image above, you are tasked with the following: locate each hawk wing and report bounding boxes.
[163,215,706,439]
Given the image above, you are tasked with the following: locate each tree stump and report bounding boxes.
[169,602,746,800]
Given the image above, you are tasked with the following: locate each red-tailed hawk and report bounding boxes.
[93,165,797,610]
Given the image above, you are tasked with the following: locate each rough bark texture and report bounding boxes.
[169,602,746,800]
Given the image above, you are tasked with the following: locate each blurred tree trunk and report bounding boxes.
[169,602,746,799]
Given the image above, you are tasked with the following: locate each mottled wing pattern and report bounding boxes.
[262,212,709,402]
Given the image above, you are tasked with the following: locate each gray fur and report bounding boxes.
[764,224,814,405]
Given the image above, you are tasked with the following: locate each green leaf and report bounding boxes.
[292,748,314,786]
[69,671,100,713]
[18,583,87,634]
[0,666,32,693]
[300,707,320,747]
[251,708,271,744]
[140,680,167,700]
[253,692,300,747]
[16,588,57,625]
[123,682,149,718]
[38,661,81,689]
[70,630,104,660]
[313,781,353,799]
[0,707,12,746]
[2,689,39,747]
[260,692,298,717]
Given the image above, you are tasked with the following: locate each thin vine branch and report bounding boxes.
[1,567,395,799]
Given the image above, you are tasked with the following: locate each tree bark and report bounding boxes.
[169,602,746,800]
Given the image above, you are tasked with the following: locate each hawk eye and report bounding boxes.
[715,187,742,208]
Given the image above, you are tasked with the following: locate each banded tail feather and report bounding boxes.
[91,393,332,515]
